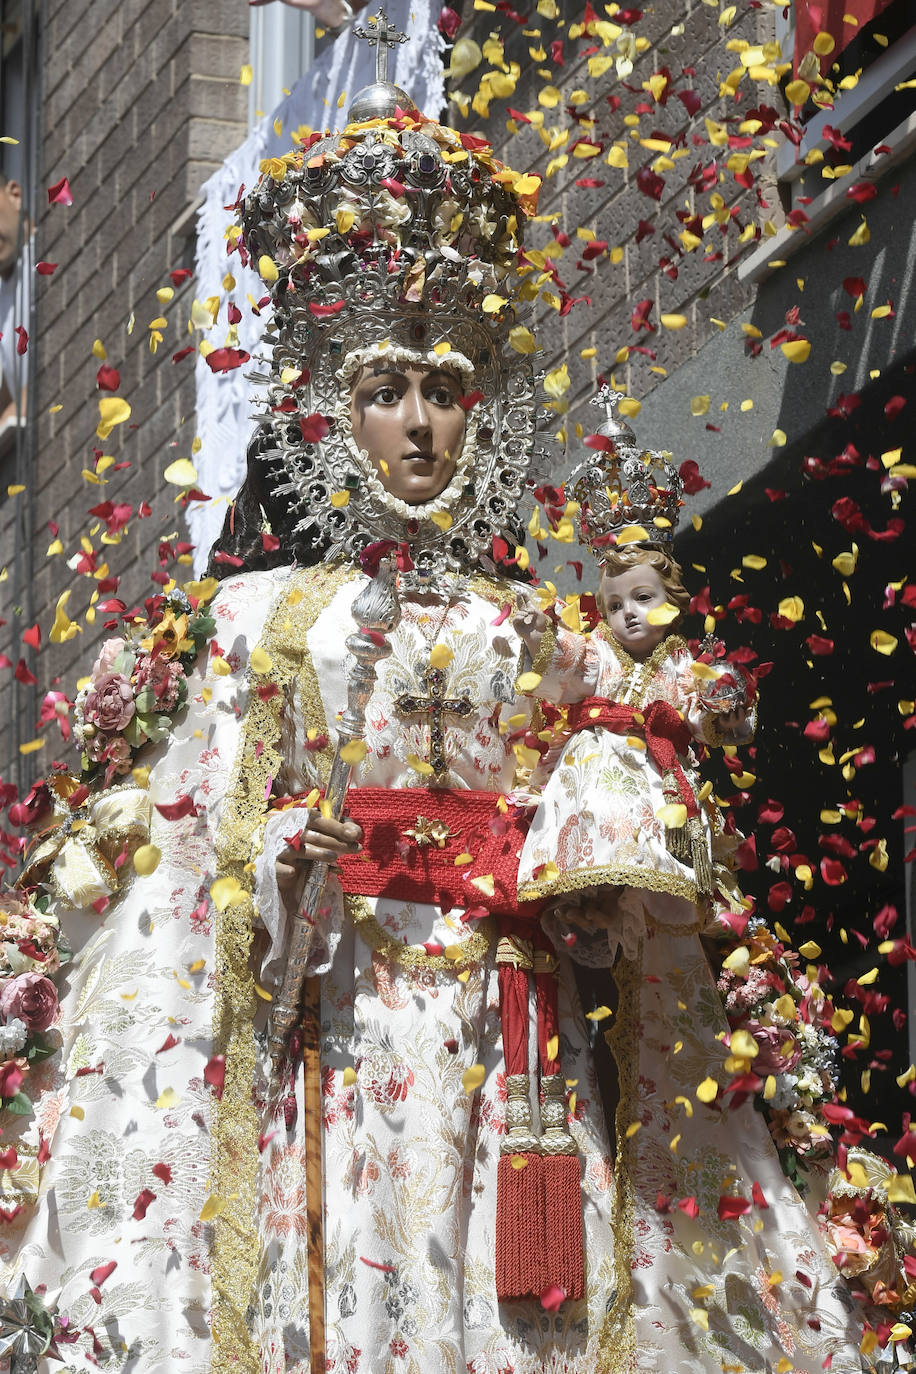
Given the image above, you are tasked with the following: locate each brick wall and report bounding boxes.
[457,0,782,455]
[1,0,250,789]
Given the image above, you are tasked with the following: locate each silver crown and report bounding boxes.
[238,19,548,579]
[566,385,683,556]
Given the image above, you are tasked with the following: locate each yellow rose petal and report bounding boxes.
[462,1064,486,1094]
[429,644,453,669]
[200,1194,226,1221]
[870,629,897,655]
[164,458,198,487]
[96,396,131,440]
[249,647,273,675]
[781,339,811,364]
[210,875,247,911]
[339,739,368,766]
[133,844,161,876]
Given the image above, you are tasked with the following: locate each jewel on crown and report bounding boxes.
[568,385,684,556]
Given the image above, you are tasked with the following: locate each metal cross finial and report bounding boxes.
[590,382,626,427]
[353,9,409,85]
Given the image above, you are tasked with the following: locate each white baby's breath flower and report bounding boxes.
[0,1017,28,1055]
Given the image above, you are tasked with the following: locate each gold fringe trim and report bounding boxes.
[596,942,641,1374]
[346,892,492,971]
[210,563,352,1374]
[518,862,698,906]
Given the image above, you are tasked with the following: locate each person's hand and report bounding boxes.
[276,813,363,912]
[249,0,358,27]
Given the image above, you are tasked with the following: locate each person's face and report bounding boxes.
[349,363,467,505]
[0,180,23,279]
[598,562,670,661]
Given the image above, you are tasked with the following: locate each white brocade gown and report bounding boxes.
[2,565,622,1374]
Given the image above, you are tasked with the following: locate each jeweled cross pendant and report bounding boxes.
[395,666,474,783]
[353,9,408,85]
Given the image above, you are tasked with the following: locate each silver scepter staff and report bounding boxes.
[267,555,401,1065]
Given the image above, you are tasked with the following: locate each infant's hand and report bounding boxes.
[513,605,551,657]
[513,607,550,635]
[718,705,749,740]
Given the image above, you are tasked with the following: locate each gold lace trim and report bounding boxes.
[346,892,492,970]
[593,626,690,710]
[597,943,641,1373]
[211,563,352,1374]
[296,564,357,786]
[518,862,698,906]
[528,617,558,681]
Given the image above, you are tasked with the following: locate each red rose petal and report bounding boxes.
[47,176,74,206]
[539,1283,567,1311]
[154,795,198,821]
[132,1188,156,1220]
[298,413,330,444]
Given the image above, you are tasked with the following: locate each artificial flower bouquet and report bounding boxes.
[716,915,916,1334]
[0,889,68,1122]
[72,586,217,783]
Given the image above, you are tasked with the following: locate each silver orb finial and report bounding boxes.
[349,9,417,122]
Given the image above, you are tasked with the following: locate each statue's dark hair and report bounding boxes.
[205,429,324,579]
[205,429,535,585]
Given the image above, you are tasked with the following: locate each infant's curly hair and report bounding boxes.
[596,544,691,627]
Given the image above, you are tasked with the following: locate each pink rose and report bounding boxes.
[83,673,135,734]
[91,637,128,680]
[745,1022,802,1076]
[0,971,59,1032]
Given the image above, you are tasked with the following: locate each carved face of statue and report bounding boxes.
[349,363,467,505]
[598,562,669,661]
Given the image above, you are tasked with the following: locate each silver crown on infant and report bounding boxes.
[568,387,684,556]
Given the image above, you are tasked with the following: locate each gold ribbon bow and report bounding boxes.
[18,788,152,910]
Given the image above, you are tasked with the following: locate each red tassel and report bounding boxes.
[540,1152,584,1300]
[496,1152,544,1300]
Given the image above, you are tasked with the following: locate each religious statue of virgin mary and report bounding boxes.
[0,17,880,1374]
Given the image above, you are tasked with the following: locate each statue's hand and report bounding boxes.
[513,605,551,656]
[276,814,363,911]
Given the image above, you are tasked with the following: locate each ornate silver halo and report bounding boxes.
[241,116,548,578]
